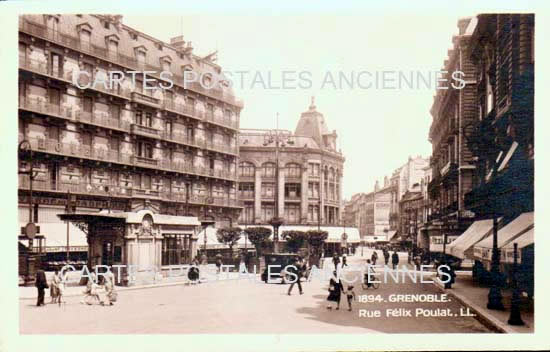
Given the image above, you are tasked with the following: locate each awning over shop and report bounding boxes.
[197,227,254,249]
[473,212,534,261]
[275,225,360,243]
[447,219,496,259]
[501,227,534,264]
[59,210,201,226]
[386,230,398,242]
[19,222,88,253]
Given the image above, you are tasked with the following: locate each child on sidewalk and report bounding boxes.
[346,285,356,311]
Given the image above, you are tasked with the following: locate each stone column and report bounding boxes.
[278,167,285,218]
[254,172,262,223]
[301,166,308,223]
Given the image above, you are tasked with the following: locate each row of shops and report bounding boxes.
[19,210,360,285]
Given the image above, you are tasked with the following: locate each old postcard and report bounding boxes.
[0,1,547,352]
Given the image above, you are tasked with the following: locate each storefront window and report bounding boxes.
[161,234,191,265]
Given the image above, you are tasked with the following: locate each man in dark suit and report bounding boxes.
[287,258,303,295]
[35,269,49,306]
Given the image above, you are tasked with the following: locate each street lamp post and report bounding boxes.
[265,113,291,254]
[487,215,504,310]
[19,140,38,285]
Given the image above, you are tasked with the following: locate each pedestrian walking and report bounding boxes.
[342,254,348,267]
[81,272,100,305]
[391,250,399,270]
[35,269,48,307]
[371,251,378,266]
[326,271,344,310]
[332,254,340,271]
[346,285,356,311]
[383,250,390,266]
[215,254,223,274]
[287,258,303,295]
[101,270,116,306]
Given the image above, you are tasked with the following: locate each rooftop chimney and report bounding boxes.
[170,35,186,51]
[457,18,471,35]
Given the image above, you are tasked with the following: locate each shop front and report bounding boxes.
[58,210,201,285]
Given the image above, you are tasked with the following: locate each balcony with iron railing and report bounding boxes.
[131,91,161,109]
[131,123,161,139]
[20,136,237,182]
[19,96,131,132]
[19,18,244,108]
[19,57,72,82]
[19,177,242,208]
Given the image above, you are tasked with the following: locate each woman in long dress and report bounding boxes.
[57,270,66,306]
[101,271,115,306]
[50,269,60,303]
[326,271,344,310]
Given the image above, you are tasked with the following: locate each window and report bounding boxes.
[239,162,255,177]
[49,52,62,77]
[80,29,91,51]
[135,110,142,125]
[308,182,319,198]
[238,183,254,199]
[261,204,275,222]
[145,112,152,127]
[285,163,301,178]
[137,141,153,159]
[284,204,300,223]
[261,183,275,198]
[19,42,27,63]
[108,40,118,56]
[284,183,301,198]
[209,158,215,170]
[162,234,192,265]
[103,21,110,30]
[308,205,319,222]
[262,162,276,177]
[239,204,254,224]
[186,125,194,140]
[110,104,120,121]
[165,120,172,135]
[206,103,214,117]
[308,163,320,177]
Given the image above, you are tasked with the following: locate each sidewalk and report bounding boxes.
[20,270,259,300]
[433,274,534,333]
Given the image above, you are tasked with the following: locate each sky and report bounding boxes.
[122,11,476,200]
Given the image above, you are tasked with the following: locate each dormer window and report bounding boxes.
[45,15,60,32]
[159,55,172,73]
[130,32,138,41]
[134,45,148,65]
[77,22,93,49]
[105,34,120,56]
[155,43,163,51]
[103,21,110,30]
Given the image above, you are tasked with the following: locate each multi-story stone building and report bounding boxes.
[237,99,344,227]
[427,17,478,254]
[388,156,430,235]
[18,14,243,277]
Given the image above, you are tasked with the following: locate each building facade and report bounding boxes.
[237,99,344,227]
[388,156,430,235]
[18,14,243,275]
[427,17,478,253]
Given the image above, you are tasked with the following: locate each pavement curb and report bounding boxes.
[432,279,516,333]
[19,275,260,300]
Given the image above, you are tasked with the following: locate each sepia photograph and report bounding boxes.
[0,1,547,351]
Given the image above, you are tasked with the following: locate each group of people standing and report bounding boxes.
[35,269,66,307]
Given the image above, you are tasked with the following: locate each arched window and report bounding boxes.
[262,162,276,178]
[285,163,301,178]
[239,161,255,177]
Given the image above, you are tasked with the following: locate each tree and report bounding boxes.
[282,230,307,253]
[306,230,329,255]
[216,227,242,253]
[244,227,272,257]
